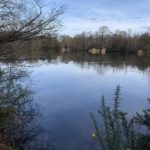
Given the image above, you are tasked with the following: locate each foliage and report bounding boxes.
[91,86,149,150]
[0,66,47,150]
[135,99,150,128]
[134,99,150,149]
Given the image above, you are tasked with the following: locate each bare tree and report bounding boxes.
[0,0,64,44]
[0,0,64,58]
[97,26,110,49]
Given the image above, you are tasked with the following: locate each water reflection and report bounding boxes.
[20,52,149,150]
[1,52,150,150]
[10,51,150,75]
[0,65,51,150]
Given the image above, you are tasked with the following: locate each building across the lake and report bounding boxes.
[137,50,144,56]
[88,48,106,55]
[101,48,106,54]
[61,47,70,53]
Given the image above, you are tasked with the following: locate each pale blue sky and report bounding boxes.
[45,0,150,36]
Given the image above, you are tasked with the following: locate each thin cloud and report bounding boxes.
[46,0,150,35]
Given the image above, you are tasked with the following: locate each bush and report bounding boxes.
[91,86,150,150]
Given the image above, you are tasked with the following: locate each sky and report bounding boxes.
[45,0,150,36]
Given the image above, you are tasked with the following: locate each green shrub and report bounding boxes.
[91,86,148,150]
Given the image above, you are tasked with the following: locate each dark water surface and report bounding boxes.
[19,53,150,150]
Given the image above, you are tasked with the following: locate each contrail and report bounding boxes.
[86,0,103,21]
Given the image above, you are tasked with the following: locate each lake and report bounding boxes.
[4,52,150,150]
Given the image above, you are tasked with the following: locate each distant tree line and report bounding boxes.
[60,26,150,54]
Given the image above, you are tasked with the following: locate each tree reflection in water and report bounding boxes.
[0,65,52,150]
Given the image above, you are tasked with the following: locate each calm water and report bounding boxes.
[18,53,150,149]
